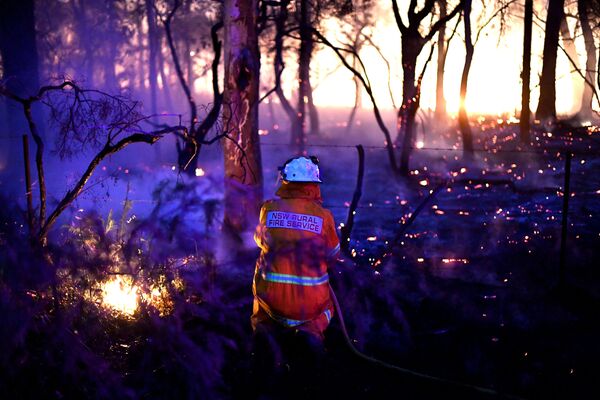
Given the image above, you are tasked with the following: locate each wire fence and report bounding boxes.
[261,141,600,157]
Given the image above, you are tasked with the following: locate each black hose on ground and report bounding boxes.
[328,284,525,400]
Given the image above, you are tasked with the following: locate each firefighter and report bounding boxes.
[251,155,340,341]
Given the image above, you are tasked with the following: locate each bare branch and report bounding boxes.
[474,0,519,45]
[391,0,408,33]
[558,44,600,114]
[423,0,464,44]
[311,28,399,174]
[362,34,397,109]
[40,126,184,241]
[160,0,197,132]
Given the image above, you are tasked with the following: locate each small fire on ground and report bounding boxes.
[97,274,179,318]
[101,275,139,316]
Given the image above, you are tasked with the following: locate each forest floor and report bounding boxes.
[227,115,600,399]
[2,112,600,399]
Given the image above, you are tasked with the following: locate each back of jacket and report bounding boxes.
[253,182,340,322]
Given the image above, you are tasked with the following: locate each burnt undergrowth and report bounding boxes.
[2,120,600,399]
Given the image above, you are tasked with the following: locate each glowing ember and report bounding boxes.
[442,258,469,264]
[195,167,206,177]
[100,275,140,317]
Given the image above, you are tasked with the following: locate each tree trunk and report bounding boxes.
[398,33,421,175]
[137,15,146,93]
[0,0,40,136]
[304,0,319,136]
[73,0,95,87]
[520,0,533,142]
[273,0,297,140]
[146,0,158,118]
[157,35,174,110]
[536,0,565,121]
[306,72,320,135]
[559,12,582,113]
[458,0,474,156]
[434,0,448,122]
[577,0,597,120]
[291,0,311,154]
[222,0,263,234]
[104,0,119,90]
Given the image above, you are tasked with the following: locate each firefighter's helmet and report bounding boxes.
[279,156,322,183]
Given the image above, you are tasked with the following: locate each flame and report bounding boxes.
[100,275,140,317]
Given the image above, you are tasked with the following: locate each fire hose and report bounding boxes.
[328,283,524,399]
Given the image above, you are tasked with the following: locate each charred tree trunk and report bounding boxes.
[434,0,448,122]
[301,0,319,137]
[0,0,40,136]
[520,0,533,142]
[392,0,463,176]
[222,0,263,234]
[577,0,597,120]
[536,0,565,122]
[146,0,159,119]
[559,12,582,112]
[458,0,474,156]
[398,34,420,175]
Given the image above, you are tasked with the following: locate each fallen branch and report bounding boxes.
[341,145,365,256]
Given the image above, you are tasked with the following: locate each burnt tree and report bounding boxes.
[222,0,263,234]
[520,0,533,142]
[290,0,313,153]
[391,0,463,175]
[457,0,473,156]
[536,0,565,122]
[434,0,448,122]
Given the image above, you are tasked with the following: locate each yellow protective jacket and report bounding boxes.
[252,181,340,334]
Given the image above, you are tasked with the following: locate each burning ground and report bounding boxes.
[1,114,600,399]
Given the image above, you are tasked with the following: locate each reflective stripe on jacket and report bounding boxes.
[253,181,340,325]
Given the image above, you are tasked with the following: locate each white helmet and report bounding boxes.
[279,156,322,183]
